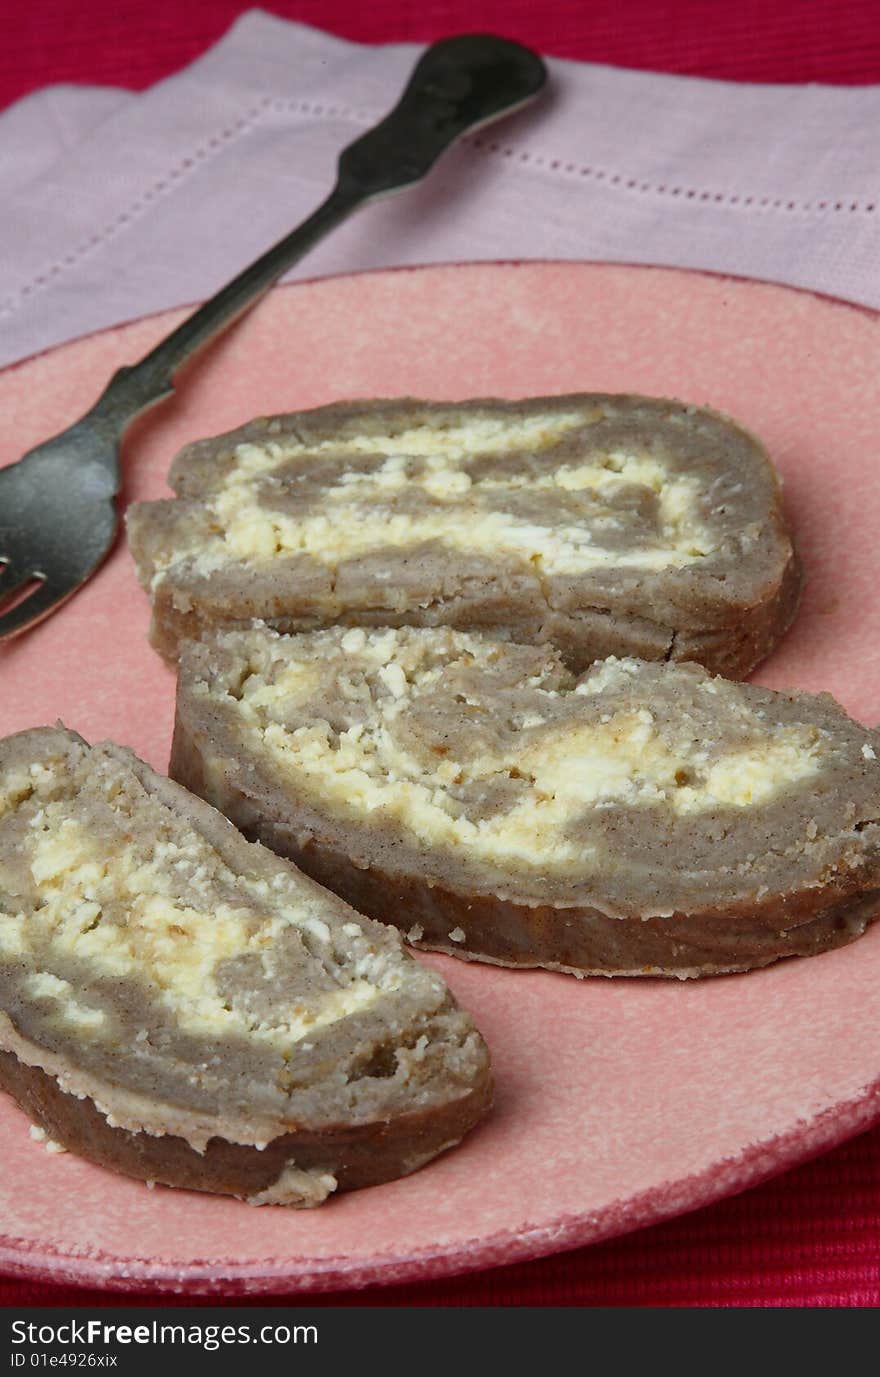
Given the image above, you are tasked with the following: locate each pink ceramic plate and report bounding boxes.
[1,262,880,1295]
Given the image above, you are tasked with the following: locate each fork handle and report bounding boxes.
[98,183,360,423]
[82,34,546,439]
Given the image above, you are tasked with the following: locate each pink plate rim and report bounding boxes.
[0,1072,878,1294]
[1,259,878,1296]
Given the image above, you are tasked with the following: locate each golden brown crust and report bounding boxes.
[0,1048,492,1202]
[279,837,880,979]
[665,542,803,680]
[144,549,803,680]
[127,393,804,678]
[170,729,880,977]
[0,725,493,1203]
[169,628,880,980]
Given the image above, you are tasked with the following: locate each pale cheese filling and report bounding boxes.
[226,636,826,875]
[152,413,718,585]
[0,792,397,1051]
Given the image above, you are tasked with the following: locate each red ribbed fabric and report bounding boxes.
[2,0,880,99]
[3,1127,879,1306]
[2,0,879,1308]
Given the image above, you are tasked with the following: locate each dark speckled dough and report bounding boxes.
[126,394,802,677]
[0,727,491,1204]
[171,626,880,979]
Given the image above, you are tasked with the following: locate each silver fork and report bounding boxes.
[0,34,546,641]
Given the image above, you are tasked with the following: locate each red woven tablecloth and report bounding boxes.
[2,0,879,1309]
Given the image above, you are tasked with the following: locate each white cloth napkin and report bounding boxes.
[2,9,879,372]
